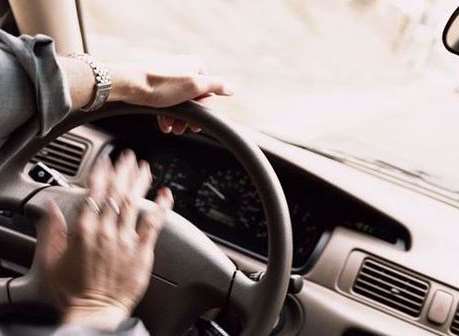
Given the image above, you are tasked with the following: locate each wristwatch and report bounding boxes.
[69,53,112,112]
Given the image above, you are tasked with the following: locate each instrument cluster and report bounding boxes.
[134,135,407,272]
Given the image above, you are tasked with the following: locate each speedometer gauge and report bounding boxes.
[195,169,267,237]
[149,156,195,215]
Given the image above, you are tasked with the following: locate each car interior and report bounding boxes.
[1,1,459,336]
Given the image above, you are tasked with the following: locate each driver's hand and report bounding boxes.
[35,150,173,331]
[108,55,233,135]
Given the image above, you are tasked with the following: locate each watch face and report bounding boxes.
[96,82,113,89]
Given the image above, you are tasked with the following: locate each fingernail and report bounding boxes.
[160,188,174,207]
[172,128,185,136]
[165,126,172,133]
[140,160,151,170]
[224,88,234,95]
[124,149,135,157]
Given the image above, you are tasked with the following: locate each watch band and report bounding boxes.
[69,53,112,112]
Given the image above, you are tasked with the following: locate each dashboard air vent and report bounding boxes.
[450,305,459,335]
[30,134,87,177]
[353,258,429,318]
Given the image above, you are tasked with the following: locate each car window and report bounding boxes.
[80,0,459,193]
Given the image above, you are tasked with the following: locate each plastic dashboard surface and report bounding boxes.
[112,130,408,272]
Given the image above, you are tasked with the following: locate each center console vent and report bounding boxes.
[450,305,459,335]
[353,258,429,318]
[30,134,88,177]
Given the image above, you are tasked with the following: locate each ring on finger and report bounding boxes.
[85,196,102,216]
[107,196,121,215]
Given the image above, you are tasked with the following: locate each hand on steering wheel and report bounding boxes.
[108,55,233,135]
[35,151,173,331]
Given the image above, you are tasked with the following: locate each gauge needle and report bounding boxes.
[204,182,226,201]
[170,182,186,191]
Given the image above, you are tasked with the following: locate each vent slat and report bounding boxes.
[30,135,87,177]
[34,154,80,171]
[364,260,428,291]
[30,158,77,176]
[49,140,85,156]
[43,144,84,159]
[353,285,421,316]
[360,267,427,298]
[357,272,426,301]
[353,259,429,318]
[36,147,82,165]
[355,278,423,308]
[450,304,459,335]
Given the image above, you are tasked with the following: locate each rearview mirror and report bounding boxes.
[443,7,459,55]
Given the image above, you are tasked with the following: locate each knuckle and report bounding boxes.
[146,90,161,106]
[72,227,86,242]
[74,219,89,237]
[119,235,134,250]
[185,77,201,95]
[121,197,135,215]
[146,212,164,231]
[98,227,114,243]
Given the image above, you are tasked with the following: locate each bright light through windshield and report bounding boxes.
[80,0,459,191]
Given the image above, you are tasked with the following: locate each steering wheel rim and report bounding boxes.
[0,101,293,336]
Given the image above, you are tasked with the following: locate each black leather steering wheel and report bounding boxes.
[0,102,292,336]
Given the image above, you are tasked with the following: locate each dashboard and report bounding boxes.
[3,117,455,336]
[1,118,409,274]
[104,119,409,272]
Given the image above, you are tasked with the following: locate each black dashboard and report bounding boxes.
[104,117,409,272]
[1,117,409,274]
[1,117,454,336]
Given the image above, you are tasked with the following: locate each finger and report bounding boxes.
[192,76,234,97]
[77,158,112,236]
[156,187,174,209]
[35,200,67,268]
[116,160,152,235]
[75,194,100,244]
[130,160,153,200]
[172,120,187,135]
[118,196,138,238]
[194,92,213,102]
[88,156,111,203]
[118,152,142,234]
[97,162,119,242]
[189,123,202,133]
[137,188,174,247]
[157,116,174,134]
[114,149,137,196]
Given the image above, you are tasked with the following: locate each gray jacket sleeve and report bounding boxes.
[0,29,71,144]
[0,318,151,336]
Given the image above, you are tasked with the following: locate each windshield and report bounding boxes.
[80,0,459,193]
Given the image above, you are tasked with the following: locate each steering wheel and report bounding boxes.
[0,102,292,336]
